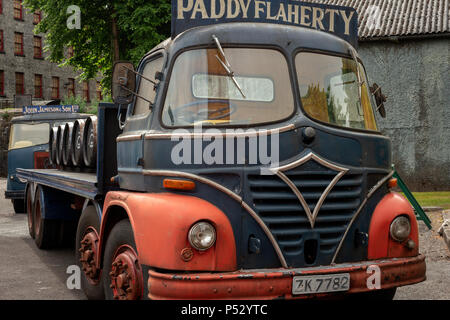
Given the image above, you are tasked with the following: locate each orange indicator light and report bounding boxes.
[388,178,398,189]
[163,179,196,191]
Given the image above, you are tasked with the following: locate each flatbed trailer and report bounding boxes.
[16,0,426,300]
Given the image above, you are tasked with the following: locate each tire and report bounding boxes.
[75,205,105,300]
[13,199,25,214]
[26,187,35,239]
[33,186,61,249]
[102,220,144,300]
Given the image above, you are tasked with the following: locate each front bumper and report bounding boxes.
[147,255,426,299]
[4,190,25,200]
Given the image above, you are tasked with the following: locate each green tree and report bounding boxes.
[24,0,171,92]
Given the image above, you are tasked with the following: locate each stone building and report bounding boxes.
[305,0,449,191]
[0,0,101,108]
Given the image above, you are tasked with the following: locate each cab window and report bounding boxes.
[9,123,50,150]
[295,52,377,131]
[133,55,164,116]
[162,48,294,127]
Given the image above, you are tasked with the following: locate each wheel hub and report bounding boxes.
[109,245,143,300]
[79,228,100,284]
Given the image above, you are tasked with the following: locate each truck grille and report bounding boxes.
[247,159,363,267]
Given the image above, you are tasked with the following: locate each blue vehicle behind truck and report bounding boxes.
[5,110,87,213]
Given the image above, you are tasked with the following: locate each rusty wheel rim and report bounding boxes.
[109,245,143,300]
[79,227,101,285]
[34,199,41,236]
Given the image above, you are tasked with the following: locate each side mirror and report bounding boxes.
[370,83,387,118]
[112,61,136,105]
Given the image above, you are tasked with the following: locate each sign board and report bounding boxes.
[172,0,359,47]
[22,105,80,115]
[14,94,32,108]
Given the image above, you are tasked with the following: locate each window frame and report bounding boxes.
[0,70,4,96]
[15,72,24,95]
[130,53,165,117]
[67,78,75,97]
[33,10,42,24]
[33,36,43,59]
[51,76,60,99]
[0,30,4,53]
[159,45,297,129]
[13,0,23,21]
[34,74,43,98]
[83,81,90,102]
[293,48,380,135]
[14,32,24,56]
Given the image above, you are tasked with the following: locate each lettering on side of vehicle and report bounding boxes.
[172,0,358,47]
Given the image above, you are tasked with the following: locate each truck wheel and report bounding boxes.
[76,205,104,300]
[33,186,60,249]
[26,187,35,239]
[13,199,25,214]
[102,220,144,300]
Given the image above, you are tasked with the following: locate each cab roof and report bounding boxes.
[144,22,355,62]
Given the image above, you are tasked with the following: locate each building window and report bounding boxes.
[83,81,90,102]
[0,30,4,53]
[14,33,24,56]
[33,10,42,24]
[34,74,43,98]
[68,46,74,58]
[0,0,3,15]
[14,0,23,21]
[15,72,24,95]
[0,71,4,96]
[96,81,102,101]
[34,36,42,58]
[67,78,75,97]
[51,77,60,99]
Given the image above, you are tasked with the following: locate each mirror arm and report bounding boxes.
[121,65,158,86]
[118,84,153,106]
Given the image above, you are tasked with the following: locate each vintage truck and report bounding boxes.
[17,0,425,300]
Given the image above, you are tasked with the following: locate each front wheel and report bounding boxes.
[102,220,144,300]
[76,205,104,300]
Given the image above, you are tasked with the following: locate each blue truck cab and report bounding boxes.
[5,112,85,213]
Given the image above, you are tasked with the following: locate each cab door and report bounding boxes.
[116,51,166,191]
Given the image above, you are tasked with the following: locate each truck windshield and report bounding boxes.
[8,123,49,150]
[162,48,294,127]
[296,52,377,131]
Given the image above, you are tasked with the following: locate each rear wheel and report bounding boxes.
[76,205,104,300]
[26,187,35,239]
[12,199,25,214]
[33,186,60,249]
[102,220,144,300]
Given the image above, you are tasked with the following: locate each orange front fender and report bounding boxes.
[101,192,237,272]
[368,192,419,260]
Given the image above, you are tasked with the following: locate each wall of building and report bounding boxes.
[0,1,98,107]
[359,38,450,191]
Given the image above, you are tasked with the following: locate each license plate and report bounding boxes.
[292,273,350,295]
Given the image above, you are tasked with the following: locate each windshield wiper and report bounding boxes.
[212,35,246,99]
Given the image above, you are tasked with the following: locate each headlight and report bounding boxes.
[188,221,216,251]
[390,216,411,242]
